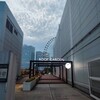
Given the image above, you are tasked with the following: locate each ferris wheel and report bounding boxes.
[43,37,56,57]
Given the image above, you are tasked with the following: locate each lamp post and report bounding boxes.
[65,62,74,87]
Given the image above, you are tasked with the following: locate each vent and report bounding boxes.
[88,59,100,100]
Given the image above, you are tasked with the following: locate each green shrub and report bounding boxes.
[25,77,35,82]
[25,74,41,82]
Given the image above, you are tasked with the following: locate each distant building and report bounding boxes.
[36,51,50,71]
[36,51,43,70]
[36,51,43,60]
[21,45,35,68]
[43,52,50,59]
[53,0,100,99]
[0,1,23,75]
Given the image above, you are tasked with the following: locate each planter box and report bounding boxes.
[36,77,40,83]
[23,79,36,91]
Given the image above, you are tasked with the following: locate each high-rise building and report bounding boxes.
[36,51,43,60]
[21,45,35,68]
[53,0,100,99]
[0,1,23,75]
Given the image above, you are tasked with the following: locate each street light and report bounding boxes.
[65,62,74,87]
[65,63,71,69]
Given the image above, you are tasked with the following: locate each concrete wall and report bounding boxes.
[54,0,100,93]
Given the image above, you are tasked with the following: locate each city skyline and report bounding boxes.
[0,1,100,100]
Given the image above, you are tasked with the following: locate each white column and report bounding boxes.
[6,52,17,100]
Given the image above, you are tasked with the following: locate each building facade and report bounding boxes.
[0,1,23,100]
[21,45,35,68]
[36,51,43,70]
[0,1,23,75]
[36,51,43,60]
[53,0,100,99]
[43,52,50,59]
[36,51,50,71]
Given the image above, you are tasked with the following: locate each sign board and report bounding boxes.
[0,64,8,82]
[39,58,64,61]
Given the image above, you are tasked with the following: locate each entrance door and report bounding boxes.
[88,59,100,100]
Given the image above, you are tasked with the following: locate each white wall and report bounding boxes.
[0,52,17,100]
[54,0,100,92]
[0,51,9,100]
[6,52,17,100]
[0,2,23,75]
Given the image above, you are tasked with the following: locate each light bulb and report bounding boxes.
[65,63,71,69]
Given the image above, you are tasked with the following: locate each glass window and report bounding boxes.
[14,29,18,36]
[6,19,13,33]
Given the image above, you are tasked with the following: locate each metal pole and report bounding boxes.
[37,64,39,72]
[52,65,53,74]
[65,68,68,83]
[29,61,32,78]
[71,62,74,87]
[62,66,63,80]
[59,66,61,79]
[33,63,34,77]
